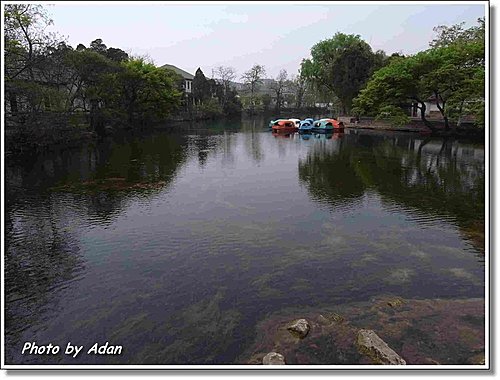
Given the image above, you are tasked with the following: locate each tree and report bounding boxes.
[106,47,129,63]
[4,4,61,116]
[353,44,484,130]
[290,72,307,108]
[89,38,107,54]
[352,54,436,130]
[429,18,485,128]
[64,48,121,131]
[373,49,389,71]
[192,68,210,105]
[113,59,183,124]
[418,43,484,129]
[199,98,223,119]
[261,94,272,111]
[241,64,266,112]
[301,33,379,115]
[4,4,56,80]
[212,66,236,106]
[221,87,242,115]
[3,4,226,134]
[64,50,182,129]
[353,18,485,130]
[270,69,288,112]
[430,17,485,48]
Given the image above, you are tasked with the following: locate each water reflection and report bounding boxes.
[5,199,85,357]
[4,125,485,364]
[4,132,190,360]
[299,131,484,254]
[299,135,365,210]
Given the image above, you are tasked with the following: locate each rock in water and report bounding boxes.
[356,329,406,365]
[263,352,286,365]
[287,318,310,339]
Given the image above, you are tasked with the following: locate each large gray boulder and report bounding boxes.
[262,352,286,365]
[356,329,406,365]
[287,318,310,339]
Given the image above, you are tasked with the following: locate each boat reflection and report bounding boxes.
[272,131,296,139]
[313,132,344,140]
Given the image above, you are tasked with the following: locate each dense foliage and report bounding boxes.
[352,18,485,130]
[4,4,485,135]
[194,67,241,117]
[301,33,387,115]
[5,4,183,133]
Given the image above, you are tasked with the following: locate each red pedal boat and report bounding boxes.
[271,120,298,133]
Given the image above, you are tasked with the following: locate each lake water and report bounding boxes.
[4,118,485,364]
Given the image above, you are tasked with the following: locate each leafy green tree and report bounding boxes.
[4,4,61,115]
[373,49,389,70]
[429,18,485,127]
[64,48,119,113]
[105,47,129,63]
[63,48,118,132]
[420,43,484,129]
[301,33,380,115]
[353,18,484,130]
[352,54,435,129]
[64,51,182,129]
[4,4,228,134]
[430,17,485,48]
[112,59,183,124]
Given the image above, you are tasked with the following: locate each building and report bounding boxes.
[160,64,194,94]
[410,95,441,118]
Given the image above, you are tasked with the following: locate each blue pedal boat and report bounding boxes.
[298,118,315,133]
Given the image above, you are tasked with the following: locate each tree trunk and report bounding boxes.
[443,116,450,130]
[90,99,104,135]
[418,102,437,132]
[8,91,18,116]
[434,94,449,130]
[455,100,465,130]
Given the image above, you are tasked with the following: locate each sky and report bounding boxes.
[44,2,486,80]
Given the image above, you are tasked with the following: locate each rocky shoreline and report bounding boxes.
[241,296,485,365]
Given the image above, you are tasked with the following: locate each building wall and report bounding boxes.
[413,101,441,118]
[185,79,192,93]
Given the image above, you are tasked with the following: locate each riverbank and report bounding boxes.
[241,296,485,365]
[5,112,485,156]
[339,116,484,137]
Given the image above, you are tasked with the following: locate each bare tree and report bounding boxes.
[241,64,266,112]
[270,69,288,112]
[290,73,307,109]
[212,66,236,106]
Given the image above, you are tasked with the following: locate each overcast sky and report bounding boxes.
[45,2,486,79]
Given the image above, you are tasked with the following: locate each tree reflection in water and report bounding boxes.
[4,131,192,360]
[298,131,485,254]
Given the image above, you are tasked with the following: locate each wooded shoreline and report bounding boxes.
[5,5,485,151]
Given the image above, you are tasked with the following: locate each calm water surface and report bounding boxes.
[5,118,485,364]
